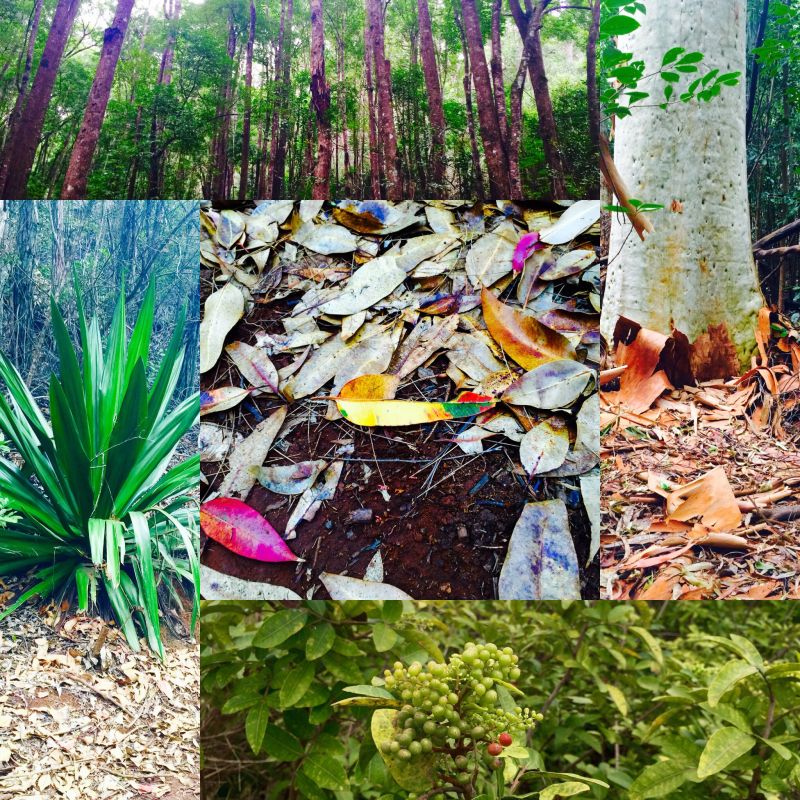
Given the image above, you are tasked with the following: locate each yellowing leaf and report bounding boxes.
[339,374,400,400]
[336,395,495,427]
[482,288,575,370]
[200,283,244,373]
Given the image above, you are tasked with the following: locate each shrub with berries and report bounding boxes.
[345,642,543,798]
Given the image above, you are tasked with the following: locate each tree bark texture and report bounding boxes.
[61,0,136,199]
[417,0,446,194]
[602,0,764,370]
[310,0,331,198]
[239,0,256,200]
[460,0,510,197]
[366,0,401,201]
[1,0,82,198]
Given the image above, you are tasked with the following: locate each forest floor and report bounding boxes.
[200,200,600,600]
[0,577,199,800]
[600,312,800,599]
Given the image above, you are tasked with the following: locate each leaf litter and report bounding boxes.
[0,589,198,799]
[601,309,800,600]
[200,200,600,600]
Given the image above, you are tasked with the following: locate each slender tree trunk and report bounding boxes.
[490,0,510,164]
[239,0,256,200]
[528,1,567,197]
[211,12,237,198]
[602,0,763,374]
[1,0,82,198]
[417,0,446,194]
[270,0,293,197]
[455,3,483,199]
[266,0,288,198]
[365,0,401,201]
[338,36,350,188]
[364,15,381,198]
[587,0,600,153]
[310,0,331,198]
[61,0,136,198]
[746,0,770,138]
[460,0,510,197]
[147,0,180,199]
[0,0,44,178]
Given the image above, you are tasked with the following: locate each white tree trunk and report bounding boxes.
[601,0,763,371]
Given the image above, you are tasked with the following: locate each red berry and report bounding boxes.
[487,742,503,756]
[498,732,513,747]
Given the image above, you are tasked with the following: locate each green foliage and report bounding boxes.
[201,601,800,800]
[599,0,741,118]
[0,275,199,658]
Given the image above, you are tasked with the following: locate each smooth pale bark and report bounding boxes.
[310,0,331,198]
[1,0,82,198]
[62,0,136,199]
[602,0,763,371]
[366,0,401,201]
[417,0,446,193]
[460,0,510,197]
[239,0,256,200]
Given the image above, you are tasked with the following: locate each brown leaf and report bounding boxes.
[665,466,742,531]
[481,288,575,371]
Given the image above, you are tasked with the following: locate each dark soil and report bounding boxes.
[201,290,598,600]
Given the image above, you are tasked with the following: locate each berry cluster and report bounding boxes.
[374,643,542,793]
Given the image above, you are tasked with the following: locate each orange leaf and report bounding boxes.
[665,466,742,531]
[481,288,575,370]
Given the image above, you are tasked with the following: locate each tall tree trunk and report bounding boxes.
[338,35,350,189]
[61,0,136,199]
[147,0,181,199]
[509,21,534,199]
[0,0,44,179]
[364,15,381,198]
[746,0,770,138]
[527,1,567,198]
[266,0,288,198]
[1,0,82,198]
[10,202,35,371]
[417,0,446,194]
[239,0,256,200]
[602,0,763,375]
[587,0,600,152]
[508,0,567,198]
[270,0,293,197]
[455,3,483,199]
[211,12,237,198]
[365,0,401,201]
[490,0,510,164]
[460,0,510,197]
[310,0,331,198]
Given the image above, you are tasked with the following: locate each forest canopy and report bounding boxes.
[0,0,599,200]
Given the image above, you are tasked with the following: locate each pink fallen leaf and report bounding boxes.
[512,232,546,273]
[200,497,302,562]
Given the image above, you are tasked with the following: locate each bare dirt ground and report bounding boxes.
[0,578,199,800]
[201,290,598,600]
